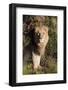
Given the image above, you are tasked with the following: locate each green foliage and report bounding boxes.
[46,31,57,58]
[45,16,57,58]
[23,64,33,75]
[23,57,57,75]
[44,57,57,73]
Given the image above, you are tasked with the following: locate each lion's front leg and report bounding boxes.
[32,52,41,70]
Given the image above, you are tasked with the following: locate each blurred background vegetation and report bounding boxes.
[23,15,57,75]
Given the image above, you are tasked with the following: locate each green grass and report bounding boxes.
[23,56,57,75]
[44,57,57,73]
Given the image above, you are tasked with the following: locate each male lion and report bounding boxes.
[32,25,49,70]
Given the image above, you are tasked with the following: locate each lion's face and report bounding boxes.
[34,26,49,48]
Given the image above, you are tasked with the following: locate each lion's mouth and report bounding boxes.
[34,37,45,44]
[40,38,45,43]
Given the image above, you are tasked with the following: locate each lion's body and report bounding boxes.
[32,26,49,70]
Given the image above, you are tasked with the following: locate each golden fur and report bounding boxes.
[32,26,49,70]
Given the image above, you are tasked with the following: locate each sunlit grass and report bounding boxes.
[23,56,57,75]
